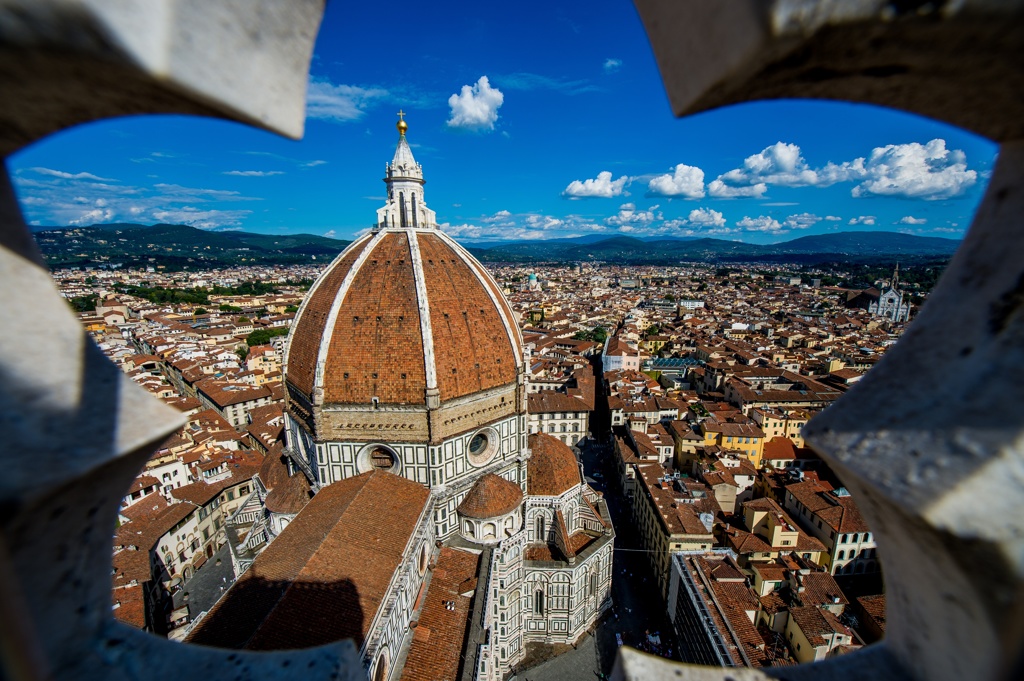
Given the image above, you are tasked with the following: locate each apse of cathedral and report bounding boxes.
[187,116,615,681]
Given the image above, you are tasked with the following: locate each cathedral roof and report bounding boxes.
[285,229,522,407]
[457,473,523,519]
[186,470,429,650]
[527,432,581,496]
[285,119,522,412]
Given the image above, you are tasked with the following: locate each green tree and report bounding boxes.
[219,303,242,313]
[236,345,249,361]
[67,294,98,313]
[246,326,289,347]
[194,307,208,315]
[284,305,299,313]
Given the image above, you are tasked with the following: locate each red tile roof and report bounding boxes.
[187,470,429,650]
[528,433,580,496]
[457,473,523,519]
[402,548,481,681]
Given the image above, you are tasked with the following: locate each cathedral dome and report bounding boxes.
[527,433,581,496]
[457,473,524,519]
[284,120,522,415]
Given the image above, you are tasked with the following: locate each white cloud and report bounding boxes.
[447,76,504,131]
[705,138,977,200]
[323,230,337,238]
[683,207,725,227]
[440,222,560,241]
[849,215,876,225]
[850,139,977,199]
[563,171,630,198]
[151,206,251,229]
[223,170,284,177]
[737,215,784,232]
[782,212,822,229]
[707,180,767,198]
[605,203,660,227]
[525,214,565,229]
[12,169,259,229]
[493,73,596,95]
[303,159,328,167]
[647,164,705,198]
[482,210,513,224]
[30,167,114,181]
[603,58,622,73]
[824,215,842,221]
[69,207,114,225]
[898,215,927,225]
[717,142,820,188]
[306,79,388,122]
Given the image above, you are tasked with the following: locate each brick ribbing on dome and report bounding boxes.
[528,433,581,496]
[457,473,523,519]
[286,235,372,399]
[449,238,523,351]
[322,232,426,405]
[419,233,518,401]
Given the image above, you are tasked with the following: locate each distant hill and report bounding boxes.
[470,231,960,264]
[34,223,350,269]
[34,223,959,269]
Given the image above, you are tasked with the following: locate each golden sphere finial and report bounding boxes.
[397,109,408,135]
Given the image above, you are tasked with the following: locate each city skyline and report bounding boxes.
[8,0,998,244]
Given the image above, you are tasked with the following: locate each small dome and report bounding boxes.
[528,433,581,496]
[457,474,523,519]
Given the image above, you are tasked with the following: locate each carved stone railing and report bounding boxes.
[1,3,1022,681]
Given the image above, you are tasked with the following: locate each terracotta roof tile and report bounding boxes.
[286,235,373,399]
[418,233,517,401]
[187,470,429,650]
[528,433,581,496]
[402,547,481,681]
[457,473,523,519]
[322,232,426,405]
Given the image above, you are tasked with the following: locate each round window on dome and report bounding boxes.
[466,428,498,467]
[357,443,401,474]
[417,543,429,575]
[370,447,395,470]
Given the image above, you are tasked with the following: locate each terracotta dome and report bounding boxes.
[457,473,524,519]
[285,228,522,407]
[527,433,581,496]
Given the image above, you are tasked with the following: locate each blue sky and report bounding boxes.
[7,0,998,245]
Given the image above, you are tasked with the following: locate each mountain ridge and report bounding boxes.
[32,223,959,269]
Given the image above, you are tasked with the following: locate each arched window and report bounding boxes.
[534,591,544,615]
[536,515,546,541]
[590,573,597,598]
[465,521,475,537]
[483,522,496,540]
[838,550,845,560]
